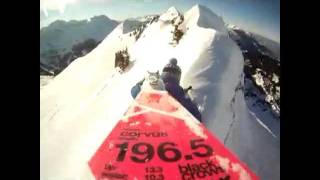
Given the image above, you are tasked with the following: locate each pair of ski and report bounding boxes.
[88,89,259,180]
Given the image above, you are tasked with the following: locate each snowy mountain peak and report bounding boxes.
[188,4,214,15]
[193,4,204,10]
[159,6,180,21]
[185,4,227,34]
[167,6,180,14]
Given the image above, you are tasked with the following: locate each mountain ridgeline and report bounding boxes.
[228,26,280,118]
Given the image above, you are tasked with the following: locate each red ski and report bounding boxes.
[88,90,259,180]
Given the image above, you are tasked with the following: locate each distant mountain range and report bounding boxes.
[40,15,119,75]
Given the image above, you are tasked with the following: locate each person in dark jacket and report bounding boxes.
[161,58,181,84]
[161,58,201,121]
[131,58,202,121]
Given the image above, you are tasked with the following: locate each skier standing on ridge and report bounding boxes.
[131,58,202,121]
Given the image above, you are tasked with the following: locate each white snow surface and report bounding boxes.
[40,4,279,180]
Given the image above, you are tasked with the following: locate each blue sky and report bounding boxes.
[40,0,280,42]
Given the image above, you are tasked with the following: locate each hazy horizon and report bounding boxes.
[40,0,280,43]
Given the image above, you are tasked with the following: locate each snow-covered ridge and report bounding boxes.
[41,4,279,180]
[187,4,227,34]
[159,6,180,21]
[227,24,280,119]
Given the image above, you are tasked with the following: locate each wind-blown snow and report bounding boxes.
[41,4,279,180]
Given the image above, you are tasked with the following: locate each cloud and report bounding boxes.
[40,0,115,17]
[40,0,78,17]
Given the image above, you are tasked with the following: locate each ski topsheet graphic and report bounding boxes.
[88,90,259,180]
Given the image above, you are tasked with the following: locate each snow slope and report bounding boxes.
[41,4,279,180]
